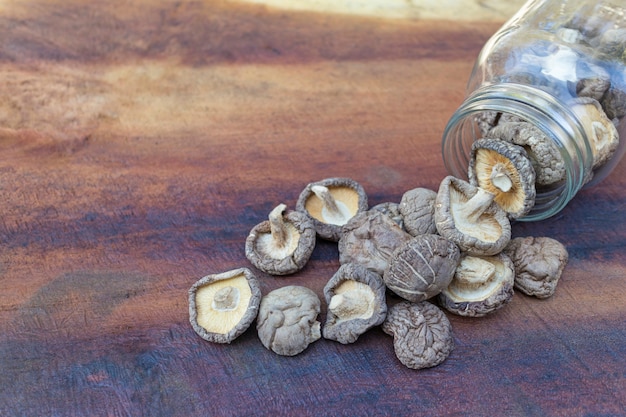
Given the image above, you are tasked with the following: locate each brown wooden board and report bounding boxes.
[0,1,624,416]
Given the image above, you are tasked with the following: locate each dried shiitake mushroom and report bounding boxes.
[338,210,412,276]
[256,285,321,356]
[435,176,511,256]
[398,187,438,236]
[370,202,404,229]
[602,83,626,121]
[556,27,584,44]
[189,267,262,344]
[503,236,569,299]
[245,203,316,275]
[573,59,611,102]
[383,234,460,303]
[597,28,626,59]
[486,121,566,186]
[570,97,619,170]
[576,77,611,102]
[474,111,500,137]
[382,301,454,370]
[469,138,536,218]
[323,263,387,344]
[438,253,515,317]
[296,177,368,241]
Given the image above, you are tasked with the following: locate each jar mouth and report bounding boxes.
[442,83,594,221]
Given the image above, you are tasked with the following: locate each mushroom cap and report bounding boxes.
[601,82,626,120]
[383,234,460,303]
[322,263,387,344]
[245,208,316,275]
[338,210,412,276]
[370,201,405,230]
[576,76,610,102]
[256,285,321,356]
[570,97,620,170]
[486,121,566,186]
[296,177,368,241]
[469,138,536,218]
[503,236,569,299]
[188,267,262,344]
[398,187,438,236]
[597,28,626,57]
[437,253,515,317]
[382,301,454,369]
[435,176,511,256]
[474,111,500,137]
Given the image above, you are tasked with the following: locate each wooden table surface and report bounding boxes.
[1,1,625,416]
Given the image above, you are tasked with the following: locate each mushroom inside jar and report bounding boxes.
[570,97,619,172]
[486,121,566,187]
[469,138,536,219]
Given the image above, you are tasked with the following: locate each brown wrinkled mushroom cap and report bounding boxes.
[601,83,626,120]
[503,236,569,299]
[296,177,368,241]
[597,28,626,58]
[188,267,262,344]
[438,253,515,317]
[469,138,536,218]
[435,176,511,256]
[257,285,321,356]
[576,76,610,102]
[383,234,460,303]
[338,210,412,276]
[486,121,566,186]
[245,204,316,275]
[370,202,404,230]
[382,301,454,370]
[398,187,438,236]
[323,263,387,344]
[474,111,500,137]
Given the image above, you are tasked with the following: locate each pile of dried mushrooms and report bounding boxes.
[189,172,570,370]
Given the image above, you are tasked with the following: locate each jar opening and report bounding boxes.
[442,83,595,221]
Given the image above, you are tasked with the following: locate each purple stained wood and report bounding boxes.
[0,1,625,416]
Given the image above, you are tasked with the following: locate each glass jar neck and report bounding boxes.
[442,83,595,221]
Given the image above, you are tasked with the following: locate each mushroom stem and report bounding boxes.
[328,292,369,319]
[311,185,341,215]
[490,163,513,193]
[212,286,240,311]
[455,257,496,289]
[457,188,496,224]
[591,121,609,150]
[268,204,288,248]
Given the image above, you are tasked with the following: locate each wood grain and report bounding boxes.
[0,1,625,416]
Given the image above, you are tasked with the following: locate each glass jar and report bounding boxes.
[442,0,626,221]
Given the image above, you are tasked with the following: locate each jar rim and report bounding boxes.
[442,83,594,221]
